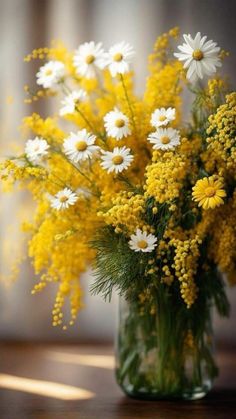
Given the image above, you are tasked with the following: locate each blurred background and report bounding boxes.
[0,0,235,344]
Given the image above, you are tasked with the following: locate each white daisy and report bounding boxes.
[73,41,106,79]
[63,129,99,163]
[25,137,49,164]
[148,128,180,151]
[60,90,87,116]
[101,146,133,174]
[36,61,65,89]
[104,108,131,140]
[50,188,78,211]
[129,229,157,253]
[151,107,176,128]
[107,42,135,77]
[174,32,221,82]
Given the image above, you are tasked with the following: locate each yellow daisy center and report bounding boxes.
[138,240,148,249]
[205,187,216,197]
[112,155,124,165]
[115,119,125,128]
[45,69,53,76]
[76,141,87,151]
[86,54,95,64]
[192,49,204,61]
[113,53,123,62]
[159,115,167,122]
[161,136,170,144]
[59,195,68,203]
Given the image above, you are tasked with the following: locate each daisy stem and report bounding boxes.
[172,76,180,95]
[120,74,137,134]
[54,148,92,183]
[49,178,67,190]
[6,154,26,161]
[74,104,108,144]
[63,155,100,197]
[88,157,95,175]
[50,171,74,191]
[60,81,106,142]
[66,158,93,185]
[74,104,106,142]
[49,142,100,196]
[117,174,137,191]
[94,67,107,94]
[75,105,96,130]
[60,82,95,131]
[60,81,71,96]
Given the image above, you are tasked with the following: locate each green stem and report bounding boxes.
[120,74,137,135]
[60,81,107,142]
[116,289,216,399]
[54,148,100,197]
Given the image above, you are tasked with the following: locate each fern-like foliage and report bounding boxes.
[90,227,151,301]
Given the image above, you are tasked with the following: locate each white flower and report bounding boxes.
[50,188,78,211]
[73,41,106,79]
[148,128,180,150]
[25,137,49,164]
[107,42,135,77]
[104,108,131,140]
[174,32,221,82]
[129,229,157,253]
[60,90,87,116]
[36,61,65,89]
[63,129,99,163]
[101,146,133,174]
[151,107,175,128]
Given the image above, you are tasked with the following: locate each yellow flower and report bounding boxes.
[205,92,236,177]
[192,176,226,209]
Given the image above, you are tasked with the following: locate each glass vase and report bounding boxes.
[115,288,217,400]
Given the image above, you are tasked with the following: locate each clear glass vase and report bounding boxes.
[115,289,217,400]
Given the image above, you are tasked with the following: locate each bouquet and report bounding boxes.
[1,28,235,399]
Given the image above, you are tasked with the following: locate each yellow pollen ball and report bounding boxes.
[113,53,123,62]
[115,119,125,128]
[192,49,204,61]
[60,283,71,295]
[86,54,95,64]
[76,141,87,151]
[59,196,68,203]
[161,136,170,144]
[45,69,53,76]
[138,240,148,249]
[112,155,124,165]
[205,187,216,197]
[159,115,167,121]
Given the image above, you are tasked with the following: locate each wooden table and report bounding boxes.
[0,343,235,418]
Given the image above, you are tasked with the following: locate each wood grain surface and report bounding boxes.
[0,343,235,418]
